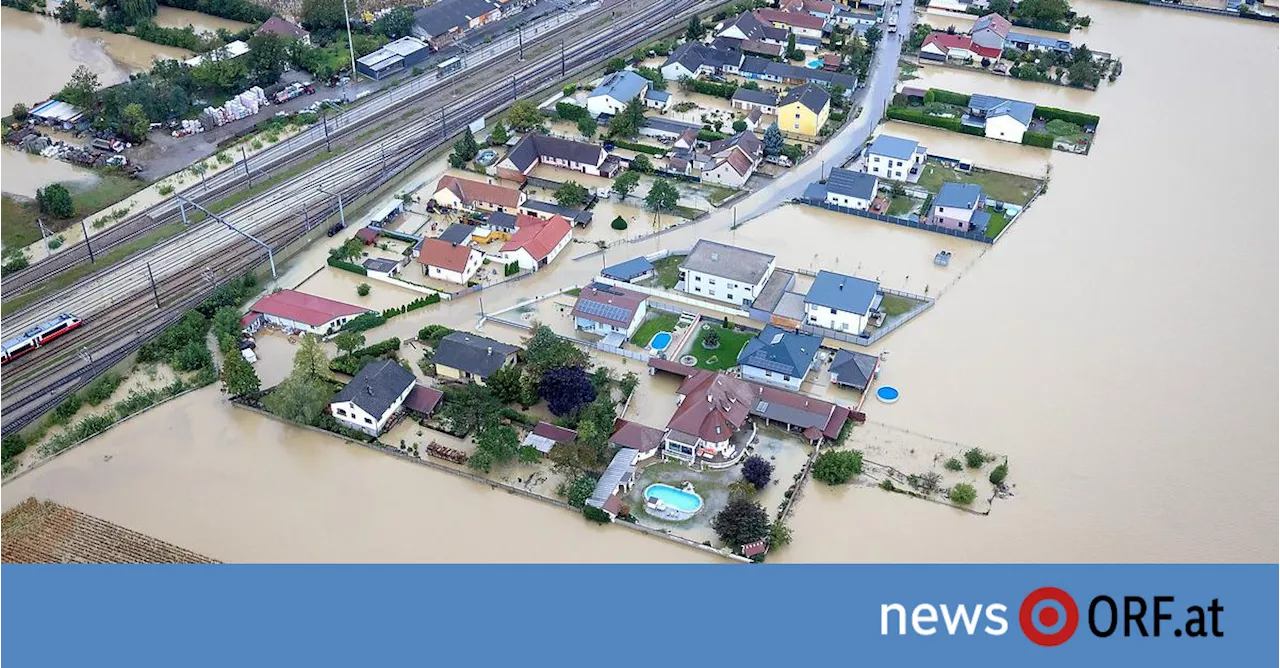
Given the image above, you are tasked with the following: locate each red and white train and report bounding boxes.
[1,313,83,365]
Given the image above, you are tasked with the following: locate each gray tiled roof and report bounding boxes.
[751,269,796,312]
[969,94,1034,127]
[413,0,501,39]
[826,169,878,201]
[486,211,518,233]
[828,349,880,390]
[331,359,416,419]
[601,257,655,282]
[522,199,591,225]
[737,325,822,377]
[503,133,605,173]
[438,223,475,245]
[732,88,779,107]
[590,71,648,103]
[805,270,880,315]
[934,182,984,210]
[434,332,520,378]
[681,240,775,286]
[781,84,830,115]
[362,258,401,274]
[867,134,921,161]
[641,117,701,135]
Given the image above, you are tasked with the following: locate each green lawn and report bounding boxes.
[886,195,917,216]
[703,184,738,206]
[689,326,751,371]
[630,312,679,346]
[879,294,918,317]
[1,195,40,249]
[651,255,682,289]
[670,204,704,220]
[918,163,1042,207]
[983,210,1011,239]
[0,172,145,252]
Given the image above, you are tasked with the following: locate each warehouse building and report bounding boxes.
[356,37,432,80]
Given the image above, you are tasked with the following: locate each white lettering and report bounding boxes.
[940,605,983,636]
[984,604,1009,636]
[912,604,938,636]
[880,604,907,635]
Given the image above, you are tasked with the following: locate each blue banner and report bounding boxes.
[3,565,1276,666]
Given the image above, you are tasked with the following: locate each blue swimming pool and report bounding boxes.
[876,386,900,404]
[649,331,673,351]
[806,58,823,69]
[645,484,704,513]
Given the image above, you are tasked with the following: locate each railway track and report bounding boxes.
[0,0,714,433]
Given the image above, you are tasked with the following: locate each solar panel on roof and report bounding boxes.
[578,299,631,323]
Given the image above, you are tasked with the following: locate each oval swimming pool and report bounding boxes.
[649,331,673,351]
[644,484,703,513]
[876,386,900,404]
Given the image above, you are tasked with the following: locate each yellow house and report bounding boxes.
[432,332,520,385]
[778,84,831,138]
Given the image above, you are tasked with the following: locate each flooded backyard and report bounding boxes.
[3,1,1276,563]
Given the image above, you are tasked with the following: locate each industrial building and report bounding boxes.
[356,37,433,80]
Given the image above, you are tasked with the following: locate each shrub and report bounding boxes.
[157,184,175,196]
[417,324,453,345]
[329,337,402,375]
[52,394,84,425]
[928,89,972,106]
[81,372,124,406]
[611,216,627,230]
[555,101,588,122]
[683,78,736,99]
[697,129,726,142]
[732,119,747,133]
[563,84,577,97]
[879,478,895,491]
[504,261,520,276]
[583,505,612,523]
[1021,131,1054,148]
[173,339,213,372]
[964,448,985,468]
[609,139,667,155]
[944,457,963,471]
[989,463,1009,485]
[812,450,863,485]
[950,483,978,505]
[357,282,371,297]
[327,257,368,275]
[341,313,387,333]
[2,434,28,462]
[1032,105,1100,127]
[886,106,963,133]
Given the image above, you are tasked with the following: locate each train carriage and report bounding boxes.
[1,314,83,365]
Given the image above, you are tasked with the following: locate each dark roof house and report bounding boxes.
[681,240,775,286]
[434,332,520,379]
[805,270,881,316]
[572,283,647,330]
[780,83,830,115]
[737,324,823,378]
[331,359,417,419]
[438,223,476,245]
[601,257,656,282]
[500,133,607,174]
[828,349,880,391]
[413,0,503,44]
[826,168,878,201]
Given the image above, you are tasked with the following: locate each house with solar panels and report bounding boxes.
[571,283,649,339]
[736,325,823,392]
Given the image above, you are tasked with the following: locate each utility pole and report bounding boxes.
[560,41,566,77]
[178,199,189,225]
[36,217,50,251]
[342,0,359,101]
[318,186,347,232]
[321,112,331,152]
[241,145,252,188]
[176,195,279,278]
[146,262,161,309]
[80,218,95,264]
[518,26,524,61]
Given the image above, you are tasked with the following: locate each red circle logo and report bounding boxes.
[1019,587,1079,646]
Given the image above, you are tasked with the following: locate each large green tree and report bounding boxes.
[114,0,157,25]
[468,424,522,473]
[263,374,330,424]
[292,334,331,384]
[762,123,784,156]
[712,499,770,546]
[485,365,524,405]
[644,178,679,213]
[373,7,415,38]
[301,0,348,29]
[36,184,75,219]
[812,449,864,485]
[120,103,150,142]
[607,97,646,139]
[246,33,289,86]
[554,181,590,208]
[59,65,100,110]
[506,99,545,132]
[1014,0,1071,29]
[440,384,504,436]
[523,325,589,376]
[612,170,640,200]
[221,351,261,397]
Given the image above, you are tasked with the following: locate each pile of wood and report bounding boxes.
[426,441,468,465]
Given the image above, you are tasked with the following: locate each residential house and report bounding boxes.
[417,237,484,284]
[964,94,1033,143]
[498,213,572,270]
[833,8,879,27]
[587,71,649,117]
[929,182,990,232]
[361,257,402,279]
[711,35,784,59]
[702,130,764,188]
[256,15,310,45]
[737,324,823,392]
[328,359,417,436]
[643,88,672,112]
[433,332,519,384]
[781,0,838,18]
[778,83,831,137]
[431,175,526,213]
[920,33,977,62]
[639,117,702,141]
[737,58,856,91]
[731,88,779,115]
[679,239,776,306]
[412,0,504,49]
[754,8,827,39]
[610,420,666,462]
[674,128,699,151]
[1006,32,1073,54]
[824,168,878,210]
[496,133,620,182]
[742,107,765,132]
[864,134,926,181]
[828,349,881,392]
[717,12,791,48]
[522,422,577,454]
[970,13,1012,54]
[659,42,744,80]
[242,289,373,336]
[803,270,882,334]
[572,283,649,338]
[584,447,641,517]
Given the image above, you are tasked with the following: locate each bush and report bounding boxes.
[950,483,978,505]
[173,339,213,372]
[1032,105,1100,127]
[330,337,402,375]
[609,139,666,155]
[1,434,27,462]
[611,216,628,230]
[927,89,972,106]
[964,447,985,468]
[417,324,453,345]
[683,78,736,99]
[583,505,613,523]
[341,313,387,333]
[812,449,864,485]
[879,478,895,491]
[944,457,963,471]
[563,84,577,97]
[1021,131,1054,148]
[556,101,588,122]
[51,394,84,425]
[81,372,124,406]
[504,261,520,276]
[357,282,371,297]
[327,257,368,275]
[886,106,963,133]
[697,129,726,142]
[742,454,773,490]
[989,463,1009,485]
[732,119,747,133]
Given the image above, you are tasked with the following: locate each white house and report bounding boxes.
[498,214,572,270]
[241,289,374,336]
[803,270,882,335]
[586,71,649,117]
[967,94,1033,144]
[659,42,744,81]
[823,168,878,210]
[679,239,776,306]
[572,283,649,338]
[329,359,417,436]
[730,87,779,115]
[928,182,991,233]
[864,134,927,181]
[417,237,483,284]
[736,324,823,392]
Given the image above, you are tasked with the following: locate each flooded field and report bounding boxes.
[153,7,252,34]
[4,1,1276,563]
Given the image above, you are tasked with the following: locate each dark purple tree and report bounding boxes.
[539,366,597,416]
[741,455,774,490]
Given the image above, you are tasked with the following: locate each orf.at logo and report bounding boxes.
[1020,587,1080,646]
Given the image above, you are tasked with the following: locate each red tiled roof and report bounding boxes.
[355,227,379,244]
[971,43,1003,60]
[755,7,826,31]
[921,32,974,53]
[435,175,524,208]
[602,493,624,516]
[500,214,570,261]
[823,405,850,440]
[610,420,666,453]
[247,290,370,327]
[405,384,443,415]
[532,421,577,443]
[571,284,646,328]
[417,238,475,273]
[722,148,755,177]
[974,12,1013,38]
[668,370,755,442]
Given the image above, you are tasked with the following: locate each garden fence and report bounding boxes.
[797,198,994,244]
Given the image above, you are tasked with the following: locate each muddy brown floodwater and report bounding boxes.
[3,1,1276,563]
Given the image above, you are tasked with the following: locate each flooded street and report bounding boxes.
[4,2,1276,562]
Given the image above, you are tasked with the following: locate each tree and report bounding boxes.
[506,99,544,132]
[566,474,598,508]
[55,0,80,23]
[120,103,149,142]
[524,325,589,375]
[333,332,366,356]
[115,0,157,25]
[685,15,706,40]
[554,181,590,208]
[763,122,784,156]
[644,178,679,213]
[518,445,542,464]
[612,170,641,199]
[246,33,289,86]
[732,119,747,133]
[540,366,597,416]
[454,127,479,161]
[11,103,29,121]
[469,424,521,472]
[264,372,330,424]
[59,65,99,110]
[865,26,882,52]
[518,370,541,409]
[373,7,415,38]
[292,334,330,383]
[768,519,793,547]
[356,283,371,297]
[812,449,863,485]
[950,483,978,505]
[1014,0,1070,29]
[607,97,646,139]
[987,0,1012,14]
[630,153,654,173]
[611,216,628,230]
[989,463,1009,485]
[440,384,503,436]
[636,67,667,91]
[605,57,627,74]
[36,184,75,219]
[785,33,802,61]
[712,498,770,546]
[728,479,757,500]
[577,116,597,140]
[486,364,524,405]
[619,372,639,397]
[300,0,347,29]
[488,121,509,146]
[1067,60,1100,90]
[221,350,261,396]
[964,447,986,468]
[742,455,773,490]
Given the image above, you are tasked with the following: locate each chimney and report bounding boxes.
[366,386,374,396]
[487,346,493,355]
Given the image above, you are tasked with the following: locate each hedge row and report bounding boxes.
[382,293,441,320]
[331,338,403,375]
[684,79,737,99]
[341,313,387,333]
[925,89,972,107]
[556,101,589,122]
[610,139,667,156]
[1021,131,1054,148]
[697,129,727,142]
[328,257,367,275]
[1032,105,1100,127]
[504,261,520,277]
[886,107,963,133]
